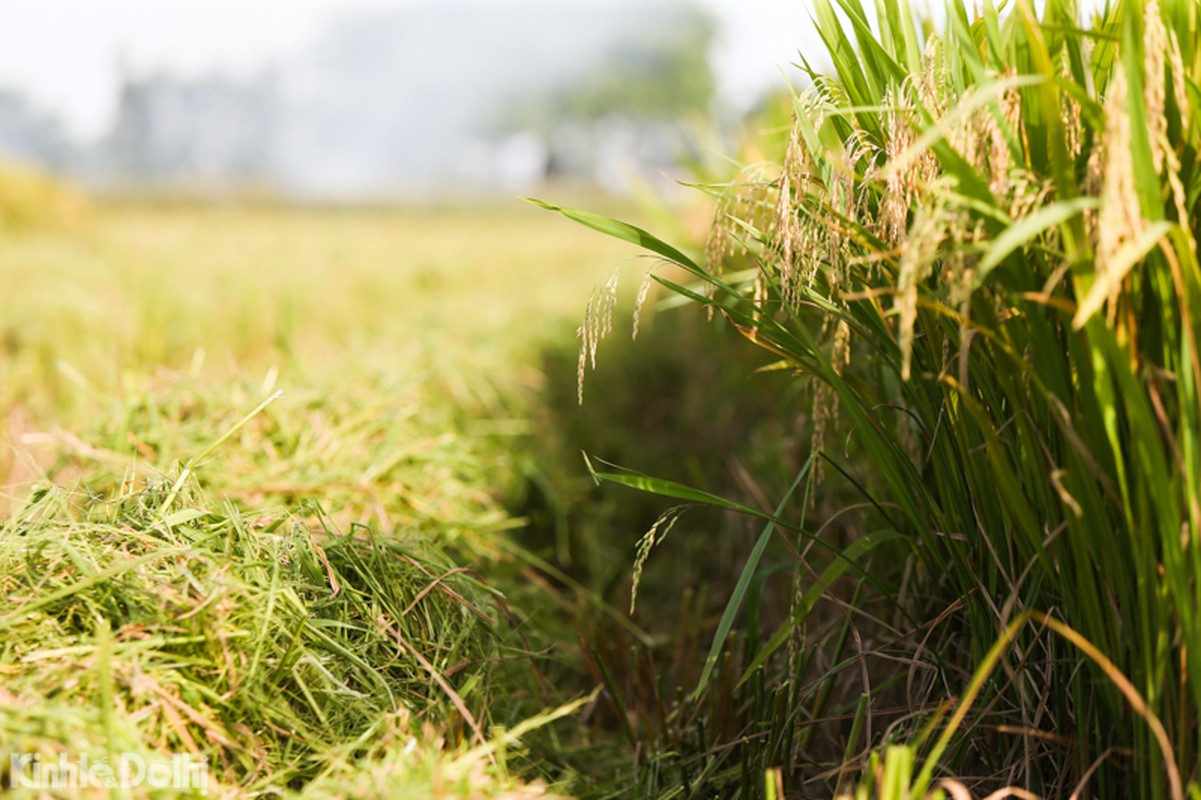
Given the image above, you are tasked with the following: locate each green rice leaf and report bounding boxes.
[737,529,907,686]
[1073,222,1174,328]
[976,197,1099,285]
[691,457,813,700]
[526,197,703,275]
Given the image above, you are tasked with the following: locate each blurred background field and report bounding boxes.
[0,0,813,202]
[0,195,639,520]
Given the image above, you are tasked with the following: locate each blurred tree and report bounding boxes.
[500,3,716,134]
[551,6,716,123]
[495,2,717,192]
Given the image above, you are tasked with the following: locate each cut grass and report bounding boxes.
[2,477,506,794]
[0,199,645,797]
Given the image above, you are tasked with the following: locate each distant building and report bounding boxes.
[103,72,279,191]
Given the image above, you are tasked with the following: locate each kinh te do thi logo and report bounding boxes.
[6,751,209,792]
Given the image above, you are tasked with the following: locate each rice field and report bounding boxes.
[7,2,1201,799]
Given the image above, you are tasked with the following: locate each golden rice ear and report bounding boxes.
[576,270,620,404]
[878,85,915,248]
[771,91,829,311]
[771,119,803,304]
[575,324,588,406]
[629,505,688,614]
[1053,45,1086,162]
[631,269,655,342]
[706,163,774,319]
[876,42,946,254]
[1167,29,1190,124]
[1093,68,1146,325]
[1144,0,1168,173]
[897,199,951,381]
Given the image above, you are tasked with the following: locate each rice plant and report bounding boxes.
[541,0,1201,796]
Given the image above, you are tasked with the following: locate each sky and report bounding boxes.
[0,0,822,141]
